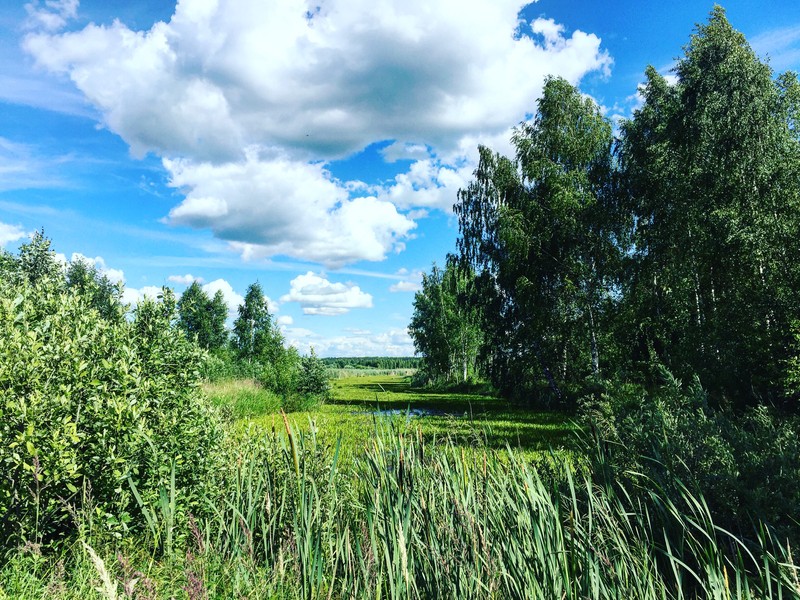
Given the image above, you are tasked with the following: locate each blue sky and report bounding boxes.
[2,1,799,356]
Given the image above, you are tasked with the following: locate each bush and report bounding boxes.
[0,276,220,551]
[582,367,800,546]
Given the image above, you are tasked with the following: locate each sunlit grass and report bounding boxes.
[206,374,580,466]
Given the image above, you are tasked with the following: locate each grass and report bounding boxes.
[207,374,580,466]
[4,417,798,599]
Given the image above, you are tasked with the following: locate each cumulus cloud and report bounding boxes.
[121,285,163,306]
[284,326,414,357]
[23,1,610,161]
[281,272,372,316]
[165,151,416,267]
[201,278,243,317]
[23,0,611,265]
[0,222,29,248]
[277,314,294,326]
[168,273,204,285]
[25,0,79,32]
[69,252,125,283]
[389,268,423,293]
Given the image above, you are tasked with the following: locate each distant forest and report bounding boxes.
[321,356,421,369]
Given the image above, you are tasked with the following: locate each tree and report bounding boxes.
[619,7,800,403]
[66,256,124,323]
[453,77,618,401]
[14,229,62,286]
[232,282,283,363]
[409,261,483,383]
[177,282,228,350]
[296,348,330,398]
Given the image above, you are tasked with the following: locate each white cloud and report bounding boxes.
[378,158,474,211]
[284,326,414,357]
[201,278,244,317]
[389,268,423,293]
[0,222,29,248]
[25,0,79,32]
[168,273,204,285]
[23,0,611,265]
[381,142,431,163]
[281,272,372,315]
[69,252,125,284]
[23,1,610,162]
[121,285,163,306]
[277,314,293,326]
[165,152,416,267]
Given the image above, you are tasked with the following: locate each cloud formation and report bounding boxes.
[23,0,611,266]
[167,273,204,285]
[165,152,416,267]
[69,252,125,283]
[281,272,372,315]
[389,268,423,293]
[284,325,414,357]
[0,221,29,248]
[24,0,78,32]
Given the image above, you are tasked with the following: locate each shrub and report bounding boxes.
[0,276,220,551]
[582,367,800,546]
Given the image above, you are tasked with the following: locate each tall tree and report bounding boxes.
[177,282,228,350]
[454,77,618,401]
[66,256,124,323]
[409,262,483,383]
[620,6,800,403]
[232,282,283,363]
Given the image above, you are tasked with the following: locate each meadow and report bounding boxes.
[208,375,579,463]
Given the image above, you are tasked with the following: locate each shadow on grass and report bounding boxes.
[329,375,579,452]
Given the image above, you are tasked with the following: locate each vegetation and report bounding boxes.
[321,357,421,370]
[414,7,800,408]
[3,7,800,599]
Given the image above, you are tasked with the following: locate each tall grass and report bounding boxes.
[4,420,798,599]
[192,420,799,598]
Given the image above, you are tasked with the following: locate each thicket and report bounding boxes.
[412,8,800,408]
[0,233,220,551]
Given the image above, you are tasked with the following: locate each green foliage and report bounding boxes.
[453,76,619,403]
[177,281,228,350]
[321,356,421,370]
[232,282,283,364]
[10,423,799,599]
[65,256,124,324]
[409,261,483,384]
[582,368,800,546]
[295,349,330,399]
[619,7,800,403]
[0,243,220,552]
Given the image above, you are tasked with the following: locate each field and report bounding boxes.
[4,373,799,599]
[206,374,580,463]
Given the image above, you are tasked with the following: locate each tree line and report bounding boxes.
[410,7,800,409]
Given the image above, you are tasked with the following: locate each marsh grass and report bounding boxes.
[205,378,283,419]
[3,418,798,599]
[5,376,798,599]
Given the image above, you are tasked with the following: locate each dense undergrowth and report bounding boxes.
[2,418,799,599]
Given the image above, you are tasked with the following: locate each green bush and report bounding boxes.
[0,276,220,551]
[582,367,800,546]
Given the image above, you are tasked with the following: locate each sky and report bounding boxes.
[2,0,800,357]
